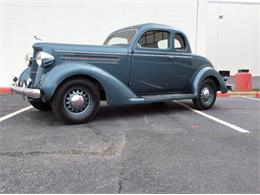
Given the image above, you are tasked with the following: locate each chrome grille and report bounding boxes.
[29,48,41,85]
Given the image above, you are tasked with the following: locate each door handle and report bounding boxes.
[169,55,175,59]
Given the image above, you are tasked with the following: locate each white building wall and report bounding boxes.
[206,1,260,76]
[257,4,260,77]
[1,0,259,86]
[0,0,208,86]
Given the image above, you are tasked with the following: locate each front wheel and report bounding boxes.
[51,78,100,124]
[192,78,217,110]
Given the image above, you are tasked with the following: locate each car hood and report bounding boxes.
[32,42,129,55]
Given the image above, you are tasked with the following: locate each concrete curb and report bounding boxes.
[256,92,260,98]
[0,87,11,94]
[217,91,260,98]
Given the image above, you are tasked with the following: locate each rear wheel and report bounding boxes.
[51,78,100,124]
[192,78,217,110]
[29,101,51,111]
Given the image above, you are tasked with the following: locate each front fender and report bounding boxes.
[18,67,31,85]
[191,66,228,95]
[40,62,138,105]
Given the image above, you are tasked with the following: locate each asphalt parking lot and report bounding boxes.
[0,94,259,193]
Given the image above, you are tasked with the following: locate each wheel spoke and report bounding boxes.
[200,84,215,105]
[64,87,91,114]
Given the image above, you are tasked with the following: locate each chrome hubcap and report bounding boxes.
[70,94,85,110]
[64,88,90,113]
[202,87,210,100]
[200,85,214,104]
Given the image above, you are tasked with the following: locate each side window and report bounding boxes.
[138,30,169,49]
[107,37,128,45]
[174,33,186,50]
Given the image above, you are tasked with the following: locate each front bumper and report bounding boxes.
[10,84,41,99]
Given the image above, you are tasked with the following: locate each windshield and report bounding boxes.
[103,29,137,46]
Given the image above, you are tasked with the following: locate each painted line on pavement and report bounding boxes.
[240,96,260,101]
[175,101,250,134]
[0,106,33,122]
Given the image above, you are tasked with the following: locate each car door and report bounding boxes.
[130,30,174,94]
[170,32,196,92]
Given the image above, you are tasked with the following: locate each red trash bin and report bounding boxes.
[234,69,252,91]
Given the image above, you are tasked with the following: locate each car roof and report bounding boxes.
[113,23,185,34]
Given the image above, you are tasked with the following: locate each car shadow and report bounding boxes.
[26,101,194,125]
[94,101,191,122]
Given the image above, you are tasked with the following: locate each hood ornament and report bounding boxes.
[34,35,42,41]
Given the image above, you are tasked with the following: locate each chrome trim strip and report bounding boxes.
[61,53,119,58]
[61,56,120,64]
[133,53,193,58]
[133,53,168,57]
[55,50,128,56]
[61,56,120,61]
[172,55,193,59]
[55,49,192,57]
[82,61,118,64]
[62,60,119,64]
[135,50,192,55]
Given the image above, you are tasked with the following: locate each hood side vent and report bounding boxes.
[60,52,120,64]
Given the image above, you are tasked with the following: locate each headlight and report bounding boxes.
[36,51,55,67]
[25,53,33,66]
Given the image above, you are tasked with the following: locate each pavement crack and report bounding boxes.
[0,144,122,157]
[118,165,125,193]
[117,133,128,193]
[86,124,111,143]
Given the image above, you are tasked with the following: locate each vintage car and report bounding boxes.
[11,23,228,123]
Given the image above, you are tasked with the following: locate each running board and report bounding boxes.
[141,93,196,103]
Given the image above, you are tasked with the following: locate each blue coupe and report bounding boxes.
[11,23,228,123]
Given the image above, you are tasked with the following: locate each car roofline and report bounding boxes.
[111,23,186,34]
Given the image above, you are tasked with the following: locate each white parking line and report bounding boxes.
[176,101,250,134]
[0,106,33,122]
[240,96,260,101]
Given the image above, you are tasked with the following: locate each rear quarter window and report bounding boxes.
[174,33,186,51]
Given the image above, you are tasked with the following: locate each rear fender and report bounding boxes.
[40,62,138,105]
[191,66,228,95]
